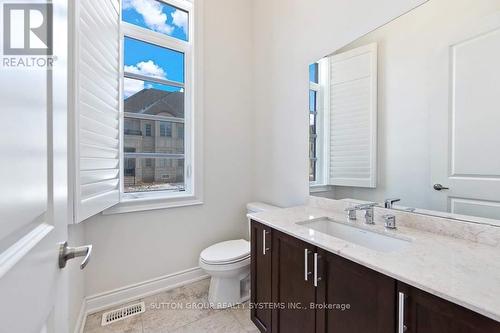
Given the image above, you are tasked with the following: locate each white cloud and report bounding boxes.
[124,60,167,79]
[123,0,174,35]
[123,60,167,98]
[171,9,188,34]
[124,77,145,98]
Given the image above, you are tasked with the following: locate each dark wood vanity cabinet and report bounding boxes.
[398,283,500,333]
[250,220,500,333]
[250,221,273,332]
[316,249,396,333]
[250,221,396,333]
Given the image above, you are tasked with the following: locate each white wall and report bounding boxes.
[322,0,500,210]
[82,0,255,296]
[253,0,427,208]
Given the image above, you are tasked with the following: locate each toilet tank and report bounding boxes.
[246,202,279,214]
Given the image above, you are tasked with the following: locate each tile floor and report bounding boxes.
[83,279,259,333]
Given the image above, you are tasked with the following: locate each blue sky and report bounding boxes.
[309,63,318,83]
[309,64,318,112]
[124,37,184,83]
[123,37,184,97]
[123,0,188,41]
[122,0,187,97]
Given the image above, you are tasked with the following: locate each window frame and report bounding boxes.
[105,0,203,214]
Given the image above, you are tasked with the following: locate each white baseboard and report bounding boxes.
[74,267,208,333]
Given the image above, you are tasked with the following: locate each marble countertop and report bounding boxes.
[248,203,500,322]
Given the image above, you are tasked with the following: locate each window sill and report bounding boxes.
[102,192,203,215]
[309,184,333,193]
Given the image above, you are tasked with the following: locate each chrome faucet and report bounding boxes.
[345,203,378,224]
[384,198,401,209]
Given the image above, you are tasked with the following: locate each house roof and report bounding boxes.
[124,89,184,119]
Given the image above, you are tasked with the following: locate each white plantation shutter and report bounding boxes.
[72,0,120,222]
[328,43,377,188]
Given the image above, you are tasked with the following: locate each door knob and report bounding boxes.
[58,241,92,270]
[433,184,450,191]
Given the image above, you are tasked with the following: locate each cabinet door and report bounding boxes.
[271,230,318,333]
[316,250,396,333]
[398,283,500,333]
[251,221,273,332]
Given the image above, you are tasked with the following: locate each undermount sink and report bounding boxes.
[297,217,411,252]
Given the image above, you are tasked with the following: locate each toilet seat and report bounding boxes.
[199,256,250,273]
[200,255,250,265]
[200,239,250,265]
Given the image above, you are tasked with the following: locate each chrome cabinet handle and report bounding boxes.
[398,292,407,333]
[58,241,93,270]
[433,184,449,191]
[304,249,312,281]
[262,230,270,255]
[313,253,322,287]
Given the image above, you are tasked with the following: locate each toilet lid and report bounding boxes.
[200,239,250,264]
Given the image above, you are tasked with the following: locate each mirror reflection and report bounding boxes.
[309,0,500,223]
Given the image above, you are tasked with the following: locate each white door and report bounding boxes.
[0,1,73,332]
[430,11,500,220]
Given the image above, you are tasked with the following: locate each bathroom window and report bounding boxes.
[309,63,319,182]
[123,36,185,194]
[309,59,329,188]
[309,45,377,190]
[308,58,330,189]
[113,0,201,212]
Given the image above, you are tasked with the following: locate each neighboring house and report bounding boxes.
[124,88,185,191]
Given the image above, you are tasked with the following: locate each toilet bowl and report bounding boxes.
[199,239,251,308]
[199,202,278,309]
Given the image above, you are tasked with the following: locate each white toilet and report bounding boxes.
[199,202,278,309]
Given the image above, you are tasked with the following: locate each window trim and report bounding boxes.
[105,0,203,214]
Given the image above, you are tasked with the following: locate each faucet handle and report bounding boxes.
[384,198,401,209]
[363,207,375,225]
[345,206,357,220]
[383,214,397,229]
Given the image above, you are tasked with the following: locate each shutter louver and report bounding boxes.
[73,0,120,222]
[329,43,377,188]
